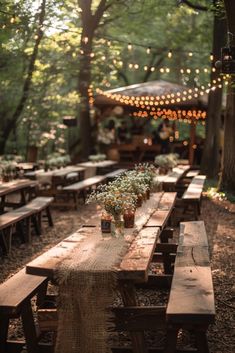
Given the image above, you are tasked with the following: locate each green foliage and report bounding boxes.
[0,0,213,157]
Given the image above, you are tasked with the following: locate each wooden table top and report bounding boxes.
[25,166,85,179]
[163,165,190,186]
[77,160,117,168]
[0,179,38,197]
[26,193,172,283]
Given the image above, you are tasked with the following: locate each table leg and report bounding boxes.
[118,280,147,353]
[0,195,6,214]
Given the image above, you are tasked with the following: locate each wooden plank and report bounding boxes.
[182,175,206,201]
[77,160,117,168]
[0,269,47,313]
[63,175,106,191]
[163,166,190,186]
[0,180,38,197]
[158,192,177,210]
[26,197,54,211]
[145,210,170,229]
[26,231,86,278]
[105,169,126,179]
[185,170,200,178]
[166,221,215,325]
[179,221,208,247]
[113,306,166,331]
[145,192,176,229]
[119,227,160,282]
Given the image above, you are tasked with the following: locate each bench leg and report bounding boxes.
[32,215,41,236]
[25,217,32,244]
[119,280,148,353]
[0,315,9,351]
[45,207,53,227]
[0,226,13,255]
[164,327,178,353]
[21,299,40,353]
[160,228,174,243]
[38,212,42,234]
[195,329,209,353]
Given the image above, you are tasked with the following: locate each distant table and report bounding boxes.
[0,179,38,213]
[25,166,85,186]
[77,160,117,178]
[162,165,190,191]
[17,162,38,171]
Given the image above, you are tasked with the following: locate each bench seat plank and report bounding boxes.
[63,175,106,191]
[0,269,47,314]
[26,197,54,210]
[182,175,206,201]
[166,221,215,325]
[105,169,126,179]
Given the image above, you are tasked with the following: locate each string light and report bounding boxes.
[146,47,151,54]
[128,43,132,50]
[168,50,172,58]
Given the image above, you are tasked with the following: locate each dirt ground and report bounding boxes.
[0,195,234,353]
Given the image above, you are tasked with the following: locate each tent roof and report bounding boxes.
[95,80,208,110]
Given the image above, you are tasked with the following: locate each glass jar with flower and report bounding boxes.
[86,184,136,237]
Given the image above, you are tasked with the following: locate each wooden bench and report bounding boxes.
[105,168,126,180]
[180,175,206,220]
[60,175,107,209]
[166,221,215,353]
[0,197,54,255]
[0,268,48,353]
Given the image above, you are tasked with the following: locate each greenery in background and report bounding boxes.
[0,0,213,158]
[204,178,235,203]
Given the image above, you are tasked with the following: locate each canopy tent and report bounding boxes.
[94,80,209,164]
[95,79,208,110]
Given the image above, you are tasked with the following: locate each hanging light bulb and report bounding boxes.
[210,53,214,61]
[188,51,193,57]
[146,47,151,54]
[128,43,132,50]
[168,50,172,58]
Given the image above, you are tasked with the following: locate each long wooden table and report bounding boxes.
[26,192,176,353]
[25,166,85,185]
[0,179,38,213]
[161,165,190,191]
[77,160,117,178]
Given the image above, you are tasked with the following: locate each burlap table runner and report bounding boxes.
[55,193,163,353]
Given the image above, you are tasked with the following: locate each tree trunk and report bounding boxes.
[220,0,235,192]
[77,0,108,160]
[78,36,93,159]
[0,0,46,154]
[201,7,226,177]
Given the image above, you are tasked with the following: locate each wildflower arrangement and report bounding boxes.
[154,153,179,169]
[86,163,157,221]
[45,153,71,169]
[86,183,137,220]
[88,154,106,162]
[134,163,157,190]
[0,161,17,181]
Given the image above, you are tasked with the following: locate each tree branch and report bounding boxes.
[177,0,208,11]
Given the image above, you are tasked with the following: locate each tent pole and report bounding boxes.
[189,122,196,165]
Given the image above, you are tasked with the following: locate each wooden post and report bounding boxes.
[189,122,196,165]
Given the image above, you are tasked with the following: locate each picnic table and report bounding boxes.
[161,165,190,191]
[26,191,176,353]
[0,179,38,213]
[77,160,117,178]
[25,166,85,185]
